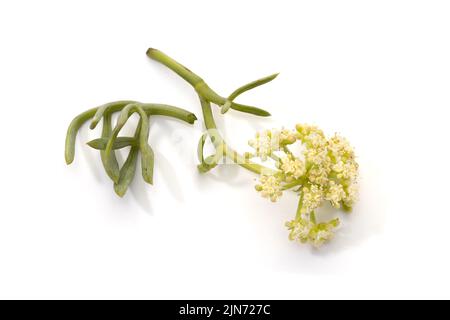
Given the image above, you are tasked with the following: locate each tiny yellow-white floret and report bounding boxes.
[255,174,283,202]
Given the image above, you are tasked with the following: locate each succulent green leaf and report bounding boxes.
[230,102,271,117]
[114,121,142,197]
[228,73,279,102]
[87,137,137,150]
[100,113,120,182]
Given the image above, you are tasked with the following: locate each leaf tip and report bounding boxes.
[187,113,198,124]
[65,152,74,165]
[86,140,96,149]
[113,185,126,197]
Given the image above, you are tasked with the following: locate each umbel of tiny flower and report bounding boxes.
[286,215,340,248]
[249,124,359,247]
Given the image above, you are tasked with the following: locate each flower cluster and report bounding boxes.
[255,174,283,202]
[280,155,305,181]
[249,124,359,247]
[286,217,340,247]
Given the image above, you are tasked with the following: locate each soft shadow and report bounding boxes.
[227,109,276,133]
[126,116,197,210]
[199,163,244,187]
[154,150,184,202]
[148,118,195,201]
[128,158,153,215]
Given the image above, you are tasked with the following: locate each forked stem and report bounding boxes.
[199,97,275,175]
[146,48,277,176]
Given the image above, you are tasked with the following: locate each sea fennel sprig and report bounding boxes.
[147,48,359,247]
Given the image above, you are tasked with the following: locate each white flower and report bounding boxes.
[332,160,344,173]
[280,156,306,180]
[307,165,330,186]
[295,124,325,139]
[303,147,329,166]
[286,218,339,247]
[301,184,324,213]
[278,129,297,145]
[338,162,359,181]
[286,219,314,242]
[255,174,283,202]
[343,183,358,207]
[311,229,334,247]
[328,134,354,158]
[325,181,346,208]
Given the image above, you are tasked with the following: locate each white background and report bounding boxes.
[0,0,449,299]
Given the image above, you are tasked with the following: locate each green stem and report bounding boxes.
[283,146,293,156]
[147,48,226,105]
[199,97,275,175]
[310,211,317,224]
[141,104,197,123]
[282,179,304,190]
[146,48,204,87]
[270,153,281,162]
[295,193,304,220]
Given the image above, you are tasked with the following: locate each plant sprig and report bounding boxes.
[65,48,359,248]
